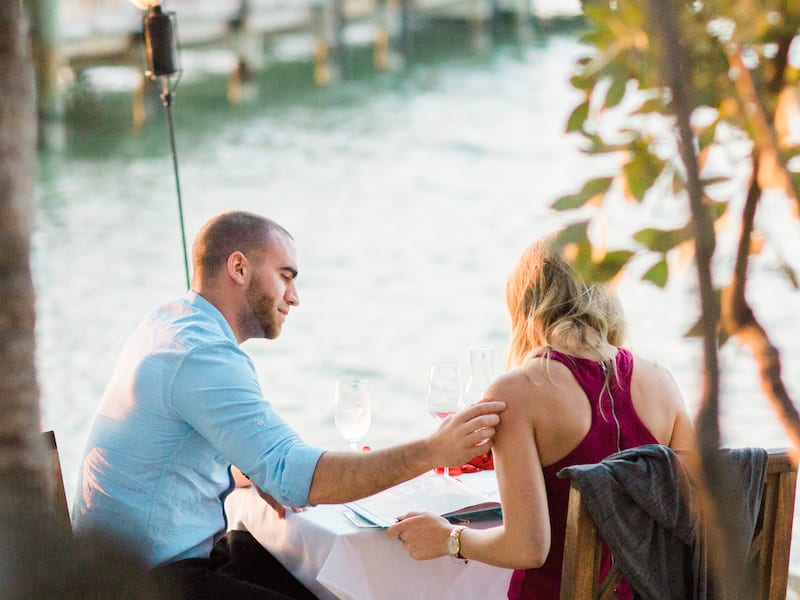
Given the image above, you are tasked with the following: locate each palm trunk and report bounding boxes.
[0,0,49,522]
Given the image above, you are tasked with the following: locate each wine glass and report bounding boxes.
[465,344,494,406]
[426,362,464,475]
[334,379,371,451]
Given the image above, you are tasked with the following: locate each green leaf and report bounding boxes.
[633,96,667,115]
[778,259,799,290]
[697,120,718,151]
[642,257,669,287]
[604,77,627,109]
[591,250,635,282]
[566,100,590,133]
[705,199,728,222]
[551,177,614,211]
[633,226,691,253]
[699,175,728,187]
[553,221,590,247]
[552,223,633,283]
[623,149,664,202]
[570,73,595,91]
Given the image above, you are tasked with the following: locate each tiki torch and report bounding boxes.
[129,0,190,289]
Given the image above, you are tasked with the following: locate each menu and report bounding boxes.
[344,471,501,528]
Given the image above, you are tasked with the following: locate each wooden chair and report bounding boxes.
[44,429,71,530]
[560,448,798,600]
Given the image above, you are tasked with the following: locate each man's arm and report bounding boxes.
[307,401,504,505]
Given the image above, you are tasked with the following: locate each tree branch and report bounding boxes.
[726,48,800,214]
[648,1,756,596]
[721,158,800,462]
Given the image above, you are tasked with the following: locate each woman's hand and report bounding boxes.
[385,511,455,560]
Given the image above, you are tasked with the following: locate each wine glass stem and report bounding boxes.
[349,442,360,452]
[445,466,451,477]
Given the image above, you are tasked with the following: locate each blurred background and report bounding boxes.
[30,0,799,572]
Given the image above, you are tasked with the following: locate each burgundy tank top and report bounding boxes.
[507,348,658,600]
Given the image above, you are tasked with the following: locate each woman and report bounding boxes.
[386,235,695,599]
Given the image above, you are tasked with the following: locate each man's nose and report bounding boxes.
[286,283,299,306]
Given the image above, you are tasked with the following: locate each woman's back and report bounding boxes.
[528,347,694,468]
[503,347,694,599]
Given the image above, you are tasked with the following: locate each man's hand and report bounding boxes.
[429,400,504,467]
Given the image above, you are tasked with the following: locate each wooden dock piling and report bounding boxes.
[28,0,65,149]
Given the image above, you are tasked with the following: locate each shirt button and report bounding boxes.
[257,420,265,426]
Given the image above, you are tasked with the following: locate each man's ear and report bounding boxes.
[227,251,249,285]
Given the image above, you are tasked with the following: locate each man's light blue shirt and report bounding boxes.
[72,292,324,567]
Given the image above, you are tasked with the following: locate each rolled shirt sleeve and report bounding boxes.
[171,342,324,507]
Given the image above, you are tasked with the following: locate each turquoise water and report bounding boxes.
[33,20,800,570]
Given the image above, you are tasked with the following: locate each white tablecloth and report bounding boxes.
[225,473,514,600]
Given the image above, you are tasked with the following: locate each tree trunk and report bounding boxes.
[647,1,756,597]
[0,7,167,597]
[0,0,49,522]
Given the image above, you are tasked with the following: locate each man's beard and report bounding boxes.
[245,279,280,339]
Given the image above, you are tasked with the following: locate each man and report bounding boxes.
[73,210,504,599]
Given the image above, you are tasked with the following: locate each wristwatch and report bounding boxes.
[447,526,468,563]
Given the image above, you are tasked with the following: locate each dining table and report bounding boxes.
[224,470,514,599]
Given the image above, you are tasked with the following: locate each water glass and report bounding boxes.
[465,344,494,405]
[334,379,371,451]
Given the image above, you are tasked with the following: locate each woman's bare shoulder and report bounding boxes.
[486,359,569,405]
[630,352,679,385]
[629,352,688,410]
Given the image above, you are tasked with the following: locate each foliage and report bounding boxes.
[558,5,800,592]
[556,0,800,297]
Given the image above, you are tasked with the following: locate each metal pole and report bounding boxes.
[161,87,190,290]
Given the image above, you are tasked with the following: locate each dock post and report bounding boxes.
[28,0,65,150]
[312,3,333,85]
[374,0,402,71]
[332,0,347,80]
[470,0,491,52]
[227,0,260,104]
[515,0,534,41]
[398,0,411,59]
[489,0,502,37]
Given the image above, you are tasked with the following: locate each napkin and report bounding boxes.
[436,450,494,475]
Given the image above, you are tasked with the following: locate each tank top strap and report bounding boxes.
[545,349,608,402]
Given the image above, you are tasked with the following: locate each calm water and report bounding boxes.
[33,20,800,570]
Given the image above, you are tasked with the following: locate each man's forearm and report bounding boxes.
[306,400,504,505]
[307,439,434,505]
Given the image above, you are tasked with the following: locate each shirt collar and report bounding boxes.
[185,290,238,345]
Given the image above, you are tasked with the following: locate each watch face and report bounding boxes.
[447,535,458,556]
[447,528,461,556]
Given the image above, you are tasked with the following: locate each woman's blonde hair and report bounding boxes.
[505,236,626,369]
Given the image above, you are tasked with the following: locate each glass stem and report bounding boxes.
[349,442,360,452]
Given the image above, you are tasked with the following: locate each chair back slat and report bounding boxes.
[560,448,797,600]
[43,430,71,530]
[754,451,797,599]
[561,485,602,598]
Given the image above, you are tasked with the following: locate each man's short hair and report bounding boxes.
[192,211,292,279]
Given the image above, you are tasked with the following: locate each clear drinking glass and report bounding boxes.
[334,379,371,451]
[464,344,494,406]
[426,362,464,475]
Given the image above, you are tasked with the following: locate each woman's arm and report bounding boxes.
[386,372,551,569]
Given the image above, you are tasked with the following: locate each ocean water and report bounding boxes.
[32,20,800,570]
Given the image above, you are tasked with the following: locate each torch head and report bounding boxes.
[143,4,181,80]
[128,0,161,9]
